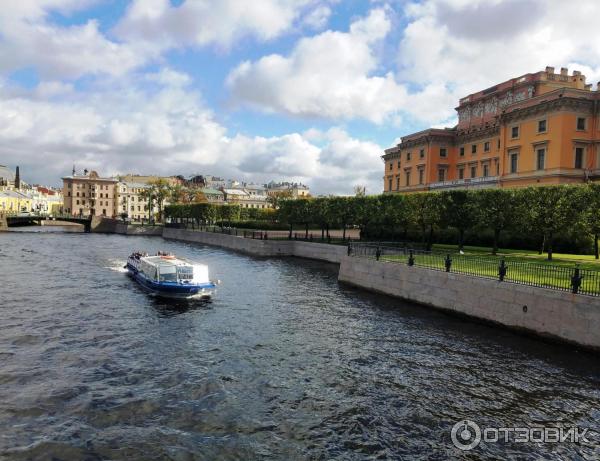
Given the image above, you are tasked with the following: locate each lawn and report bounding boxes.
[430,243,600,270]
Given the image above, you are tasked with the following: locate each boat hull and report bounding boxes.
[126,263,216,299]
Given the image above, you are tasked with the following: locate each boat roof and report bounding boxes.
[142,256,199,268]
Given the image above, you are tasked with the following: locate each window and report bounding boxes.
[76,200,80,205]
[471,144,477,154]
[484,141,490,152]
[510,153,518,173]
[459,147,465,157]
[438,169,446,182]
[389,163,393,171]
[405,171,410,186]
[407,152,411,161]
[577,117,586,131]
[471,166,477,178]
[536,148,546,170]
[420,149,425,158]
[388,178,392,191]
[575,147,584,169]
[396,176,401,190]
[418,169,424,184]
[537,119,547,133]
[497,139,501,149]
[511,126,519,138]
[440,148,447,158]
[483,164,489,177]
[397,161,401,168]
[458,168,464,179]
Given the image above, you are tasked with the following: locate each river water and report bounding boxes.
[0,229,599,460]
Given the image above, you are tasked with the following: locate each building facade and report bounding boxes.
[383,67,600,192]
[265,181,310,198]
[117,182,157,221]
[62,171,118,217]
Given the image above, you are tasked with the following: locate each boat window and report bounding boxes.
[177,266,194,281]
[158,265,177,282]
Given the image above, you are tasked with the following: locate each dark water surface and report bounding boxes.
[0,230,599,460]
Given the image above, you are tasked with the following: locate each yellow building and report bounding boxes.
[0,190,33,214]
[383,66,600,192]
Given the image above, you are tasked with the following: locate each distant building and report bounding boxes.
[117,182,157,221]
[222,188,270,209]
[204,175,227,189]
[0,165,16,188]
[265,181,310,198]
[383,66,600,193]
[117,174,180,186]
[200,188,225,204]
[62,170,118,217]
[0,190,32,213]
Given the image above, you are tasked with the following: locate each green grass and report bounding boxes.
[430,243,600,270]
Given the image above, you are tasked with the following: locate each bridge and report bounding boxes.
[0,213,93,232]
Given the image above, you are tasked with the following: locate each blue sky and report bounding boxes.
[0,0,599,194]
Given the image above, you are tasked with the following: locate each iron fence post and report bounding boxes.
[408,250,415,266]
[571,266,583,294]
[376,246,381,261]
[445,254,452,272]
[498,258,507,282]
[347,244,352,256]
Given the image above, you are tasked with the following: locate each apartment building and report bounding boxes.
[62,171,118,217]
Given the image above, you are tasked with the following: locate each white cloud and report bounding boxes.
[399,0,600,96]
[115,0,327,51]
[227,9,412,124]
[0,1,146,79]
[0,71,384,195]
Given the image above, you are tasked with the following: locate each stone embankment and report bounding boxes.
[338,255,600,352]
[161,227,346,262]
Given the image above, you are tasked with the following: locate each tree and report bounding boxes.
[440,190,478,251]
[475,189,521,254]
[267,190,293,209]
[354,185,366,197]
[583,183,600,259]
[405,192,443,250]
[522,185,585,260]
[378,193,410,241]
[147,178,170,222]
[329,196,355,241]
[352,195,379,240]
[139,187,155,223]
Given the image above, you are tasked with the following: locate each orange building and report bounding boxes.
[383,67,600,192]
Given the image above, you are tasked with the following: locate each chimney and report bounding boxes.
[573,70,581,76]
[15,166,20,189]
[545,66,555,74]
[560,67,568,76]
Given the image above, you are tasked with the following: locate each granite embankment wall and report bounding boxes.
[162,228,347,262]
[338,256,600,352]
[0,213,7,231]
[90,218,163,236]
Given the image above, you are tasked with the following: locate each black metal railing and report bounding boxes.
[348,243,600,297]
[165,220,362,244]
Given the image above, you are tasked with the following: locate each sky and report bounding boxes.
[1,0,599,194]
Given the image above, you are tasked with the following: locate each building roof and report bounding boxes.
[0,190,30,199]
[200,188,224,195]
[121,182,150,189]
[223,188,249,196]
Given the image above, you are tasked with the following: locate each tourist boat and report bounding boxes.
[126,252,217,299]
